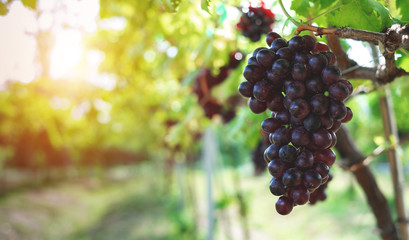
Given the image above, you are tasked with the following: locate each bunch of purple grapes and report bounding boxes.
[236,2,275,42]
[193,50,244,122]
[238,32,353,215]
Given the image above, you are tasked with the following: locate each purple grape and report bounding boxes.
[256,49,277,68]
[268,158,290,178]
[303,35,316,52]
[329,100,347,120]
[294,52,312,64]
[271,127,291,145]
[321,65,341,85]
[266,70,285,86]
[264,143,281,161]
[283,96,292,110]
[310,93,329,115]
[303,169,322,189]
[266,32,282,47]
[243,65,264,83]
[253,80,274,102]
[292,63,311,82]
[340,79,353,95]
[261,117,283,133]
[291,126,310,147]
[276,47,295,62]
[248,97,267,114]
[270,177,286,196]
[282,168,303,187]
[272,58,290,76]
[295,150,314,169]
[329,130,337,148]
[312,161,329,178]
[275,196,294,215]
[285,81,306,100]
[266,93,285,112]
[309,53,328,74]
[238,81,254,98]
[312,128,332,149]
[305,75,325,94]
[289,35,306,52]
[290,115,304,127]
[329,82,349,101]
[276,110,291,124]
[342,107,353,123]
[247,56,260,66]
[303,113,322,132]
[320,114,334,129]
[322,51,336,65]
[279,144,298,163]
[330,120,342,133]
[289,98,310,119]
[289,186,310,205]
[270,38,288,52]
[252,47,268,57]
[315,148,336,167]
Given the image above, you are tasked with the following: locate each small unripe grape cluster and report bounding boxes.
[238,32,353,215]
[193,50,244,122]
[236,2,275,42]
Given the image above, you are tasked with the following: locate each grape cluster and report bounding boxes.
[193,50,244,122]
[238,32,353,215]
[236,3,275,42]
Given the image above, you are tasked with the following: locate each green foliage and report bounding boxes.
[21,0,37,9]
[396,0,409,21]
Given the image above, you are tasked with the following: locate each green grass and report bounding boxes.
[0,163,406,240]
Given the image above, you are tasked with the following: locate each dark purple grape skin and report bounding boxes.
[322,51,336,65]
[303,169,322,189]
[303,35,316,52]
[320,114,334,130]
[252,47,268,57]
[305,75,325,94]
[289,186,310,205]
[283,96,292,110]
[295,150,314,169]
[253,80,274,102]
[294,52,312,64]
[276,110,291,124]
[290,115,304,127]
[278,144,298,163]
[310,93,330,115]
[315,148,336,167]
[271,127,291,146]
[340,79,353,95]
[309,54,328,74]
[243,65,264,83]
[291,126,310,147]
[261,117,283,133]
[264,143,281,161]
[342,107,353,123]
[312,161,330,178]
[266,70,285,86]
[329,82,349,101]
[330,120,342,133]
[268,158,290,178]
[247,56,260,66]
[266,93,285,112]
[292,63,311,82]
[270,177,287,196]
[321,65,341,85]
[329,130,337,148]
[282,168,303,187]
[276,47,295,62]
[329,100,347,120]
[266,32,282,47]
[285,81,306,100]
[312,128,332,149]
[289,35,306,52]
[272,58,290,76]
[238,81,254,98]
[270,38,288,52]
[248,97,267,114]
[256,49,277,68]
[303,113,322,132]
[275,196,294,215]
[289,98,310,119]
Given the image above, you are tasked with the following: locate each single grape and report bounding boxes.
[247,56,260,66]
[294,52,312,64]
[266,32,282,47]
[266,93,285,112]
[320,114,334,130]
[312,161,330,178]
[303,113,322,132]
[261,117,283,133]
[253,80,274,102]
[238,81,254,98]
[275,196,294,215]
[270,177,287,196]
[305,75,325,95]
[266,70,285,86]
[270,38,288,52]
[278,144,298,163]
[312,42,329,53]
[329,130,337,148]
[340,79,353,95]
[282,168,303,187]
[322,65,341,85]
[329,82,349,101]
[330,120,342,133]
[311,128,332,149]
[289,35,306,52]
[268,158,290,178]
[292,63,311,82]
[309,54,328,74]
[272,58,290,76]
[290,115,304,127]
[303,169,322,189]
[329,100,347,120]
[276,47,295,62]
[248,97,267,114]
[264,143,281,161]
[315,148,336,167]
[322,51,336,65]
[310,93,330,115]
[243,65,265,83]
[289,186,310,205]
[295,150,314,169]
[289,98,310,119]
[271,127,291,146]
[303,35,316,52]
[291,126,310,147]
[286,81,306,100]
[256,49,277,68]
[252,47,268,57]
[342,107,353,123]
[276,110,291,124]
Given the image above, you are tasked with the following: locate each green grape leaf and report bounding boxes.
[397,0,409,21]
[327,0,391,32]
[396,53,409,72]
[0,3,8,16]
[290,0,311,17]
[201,0,211,13]
[311,0,336,8]
[21,0,37,10]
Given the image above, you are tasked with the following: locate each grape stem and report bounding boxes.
[277,0,300,26]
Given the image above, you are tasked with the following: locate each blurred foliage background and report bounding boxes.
[0,0,408,239]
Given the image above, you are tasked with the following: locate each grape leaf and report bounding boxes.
[201,0,211,13]
[396,0,409,21]
[396,53,409,72]
[21,0,37,10]
[290,0,311,17]
[327,0,391,32]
